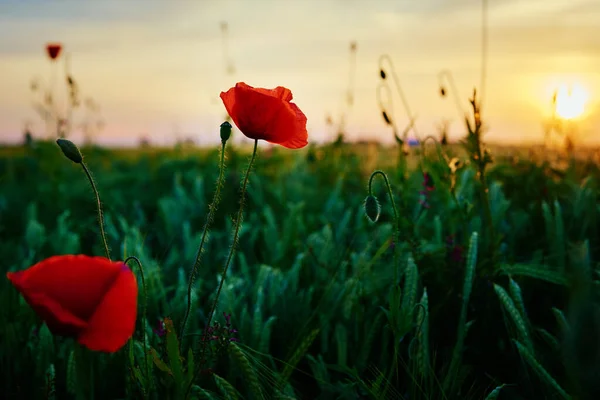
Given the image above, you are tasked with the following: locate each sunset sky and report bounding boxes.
[0,0,599,147]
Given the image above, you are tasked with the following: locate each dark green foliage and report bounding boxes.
[0,140,599,399]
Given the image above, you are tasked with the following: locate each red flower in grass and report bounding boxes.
[6,255,137,353]
[46,43,62,61]
[220,82,308,149]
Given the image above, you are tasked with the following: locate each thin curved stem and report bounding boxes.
[124,256,149,389]
[81,162,110,260]
[379,55,414,120]
[368,171,399,226]
[376,82,409,179]
[420,135,447,165]
[438,69,466,121]
[347,41,357,109]
[376,82,400,142]
[416,135,440,219]
[370,169,421,262]
[187,139,259,397]
[368,170,400,283]
[90,356,94,400]
[379,54,420,139]
[180,142,227,345]
[418,135,469,228]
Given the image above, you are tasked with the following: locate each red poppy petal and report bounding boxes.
[77,264,138,353]
[221,82,308,148]
[232,82,292,101]
[265,102,308,149]
[239,88,282,135]
[222,86,281,140]
[46,44,62,60]
[13,255,122,321]
[274,86,293,101]
[249,85,293,102]
[220,88,239,128]
[7,271,87,336]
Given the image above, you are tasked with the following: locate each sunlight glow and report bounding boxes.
[554,83,589,120]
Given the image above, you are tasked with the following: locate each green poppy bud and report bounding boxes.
[220,121,232,144]
[56,138,83,164]
[364,195,381,223]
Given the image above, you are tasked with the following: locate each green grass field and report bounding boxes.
[1,133,599,399]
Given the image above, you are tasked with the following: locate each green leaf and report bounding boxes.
[498,264,568,286]
[131,366,147,397]
[66,349,77,396]
[149,348,172,376]
[45,363,56,400]
[484,384,506,400]
[187,347,195,387]
[164,318,184,388]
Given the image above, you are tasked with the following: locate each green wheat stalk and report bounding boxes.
[213,373,241,400]
[279,328,320,390]
[494,284,534,352]
[443,231,478,394]
[229,342,264,400]
[513,340,571,399]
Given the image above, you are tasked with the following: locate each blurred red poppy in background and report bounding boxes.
[46,43,62,61]
[6,255,137,353]
[220,82,308,149]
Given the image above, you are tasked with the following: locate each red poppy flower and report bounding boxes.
[6,255,137,353]
[46,43,62,61]
[220,82,308,149]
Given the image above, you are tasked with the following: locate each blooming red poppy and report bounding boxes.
[6,255,137,353]
[46,43,62,60]
[220,82,308,149]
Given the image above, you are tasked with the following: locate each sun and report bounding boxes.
[553,83,589,120]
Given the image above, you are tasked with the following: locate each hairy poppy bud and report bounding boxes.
[220,121,232,144]
[380,69,386,79]
[364,195,380,223]
[382,111,392,125]
[56,138,83,164]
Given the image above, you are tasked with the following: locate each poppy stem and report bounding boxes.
[376,82,402,145]
[418,135,468,227]
[180,140,228,348]
[438,69,466,121]
[378,54,420,138]
[90,358,95,400]
[191,139,258,393]
[81,162,111,260]
[368,170,400,284]
[124,256,149,387]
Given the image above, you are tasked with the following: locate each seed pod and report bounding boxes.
[56,138,83,164]
[220,121,232,143]
[221,121,232,144]
[364,195,381,223]
[382,111,392,125]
